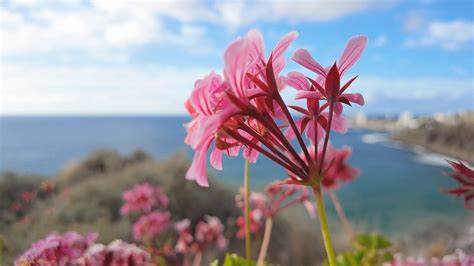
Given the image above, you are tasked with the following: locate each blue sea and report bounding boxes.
[0,116,472,235]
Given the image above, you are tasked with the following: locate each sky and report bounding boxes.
[0,0,473,116]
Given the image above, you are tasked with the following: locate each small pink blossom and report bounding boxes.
[235,182,315,237]
[384,250,474,266]
[133,211,172,241]
[120,183,169,215]
[195,215,228,250]
[73,240,151,266]
[174,219,193,254]
[15,231,98,266]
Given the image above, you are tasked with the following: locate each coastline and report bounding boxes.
[351,113,474,165]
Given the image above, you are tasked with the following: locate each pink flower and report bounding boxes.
[320,146,360,190]
[133,211,172,241]
[442,160,474,210]
[174,219,194,254]
[184,30,299,187]
[120,183,168,215]
[73,240,151,266]
[235,182,315,237]
[286,144,360,188]
[184,30,367,189]
[194,215,228,250]
[292,35,367,115]
[15,231,98,266]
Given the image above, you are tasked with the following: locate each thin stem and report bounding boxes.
[312,186,336,266]
[274,95,311,164]
[329,190,354,239]
[192,251,202,266]
[244,160,252,266]
[257,218,273,266]
[318,104,334,175]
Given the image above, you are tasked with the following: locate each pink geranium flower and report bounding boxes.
[133,211,172,241]
[73,240,150,266]
[442,160,474,210]
[120,183,169,215]
[174,216,228,255]
[184,31,367,188]
[235,182,315,237]
[184,30,299,187]
[15,231,98,266]
[291,36,367,115]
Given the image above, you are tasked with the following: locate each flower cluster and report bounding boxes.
[174,216,228,254]
[14,231,98,266]
[74,240,151,266]
[384,250,474,266]
[133,211,172,241]
[184,29,366,188]
[235,181,315,238]
[442,160,474,210]
[120,182,169,215]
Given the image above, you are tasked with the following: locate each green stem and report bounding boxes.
[244,160,252,265]
[313,186,337,266]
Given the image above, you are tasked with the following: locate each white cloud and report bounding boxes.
[0,3,212,57]
[405,20,474,50]
[214,0,395,28]
[374,34,387,47]
[1,63,211,115]
[1,0,395,58]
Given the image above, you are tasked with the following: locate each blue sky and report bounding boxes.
[1,0,473,116]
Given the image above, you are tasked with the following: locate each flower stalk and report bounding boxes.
[313,186,337,266]
[244,160,252,265]
[257,218,273,266]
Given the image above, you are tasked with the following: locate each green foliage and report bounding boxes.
[324,233,394,266]
[211,253,258,266]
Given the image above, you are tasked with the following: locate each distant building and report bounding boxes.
[354,112,368,126]
[397,112,418,129]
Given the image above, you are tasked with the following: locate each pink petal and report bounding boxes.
[322,112,348,134]
[243,146,259,163]
[342,93,365,106]
[338,35,368,77]
[210,148,223,170]
[272,31,298,61]
[292,48,326,77]
[331,114,348,134]
[224,37,250,100]
[333,102,343,116]
[286,71,311,91]
[295,90,323,100]
[185,141,211,187]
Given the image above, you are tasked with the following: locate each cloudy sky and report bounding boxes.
[1,0,473,116]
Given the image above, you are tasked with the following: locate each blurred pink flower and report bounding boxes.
[20,191,37,203]
[174,219,194,254]
[235,182,315,238]
[133,211,172,241]
[15,231,98,266]
[195,215,228,250]
[120,183,169,215]
[73,240,151,266]
[384,250,474,266]
[442,160,474,210]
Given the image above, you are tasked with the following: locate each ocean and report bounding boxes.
[0,116,471,235]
